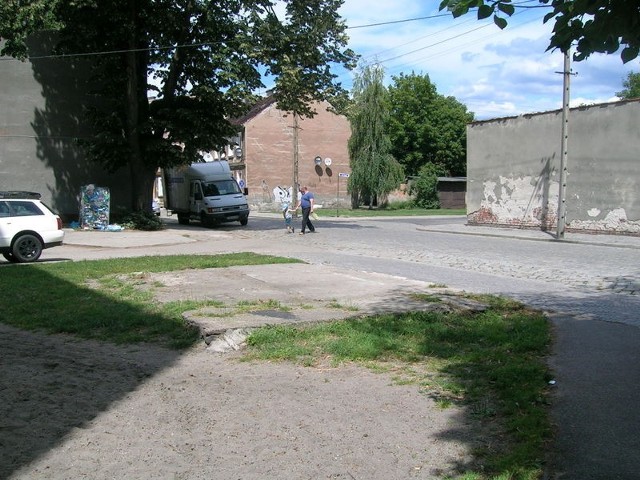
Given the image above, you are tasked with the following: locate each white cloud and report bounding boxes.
[334,0,640,119]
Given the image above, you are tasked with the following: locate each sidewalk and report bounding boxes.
[415,221,640,249]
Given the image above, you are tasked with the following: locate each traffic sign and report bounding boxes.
[339,172,350,178]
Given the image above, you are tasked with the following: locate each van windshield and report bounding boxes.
[203,180,242,196]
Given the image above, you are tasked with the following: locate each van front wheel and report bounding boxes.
[200,212,215,228]
[240,216,248,226]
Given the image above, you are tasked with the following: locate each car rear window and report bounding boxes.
[8,201,45,217]
[0,201,10,217]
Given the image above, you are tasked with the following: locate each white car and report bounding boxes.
[0,191,65,263]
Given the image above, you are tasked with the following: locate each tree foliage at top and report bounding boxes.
[0,0,357,211]
[439,0,640,63]
[616,71,640,99]
[347,64,404,209]
[386,72,473,178]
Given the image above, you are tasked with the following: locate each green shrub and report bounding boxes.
[410,163,444,209]
[120,210,164,231]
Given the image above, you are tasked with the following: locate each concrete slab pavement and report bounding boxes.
[61,227,231,248]
[125,262,481,352]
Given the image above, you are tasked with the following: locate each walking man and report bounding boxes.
[294,185,316,235]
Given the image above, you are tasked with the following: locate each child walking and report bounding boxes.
[282,202,294,233]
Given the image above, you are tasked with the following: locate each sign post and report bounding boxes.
[337,173,350,217]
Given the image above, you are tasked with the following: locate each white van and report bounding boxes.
[164,161,249,227]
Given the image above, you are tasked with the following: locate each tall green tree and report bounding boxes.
[439,0,640,63]
[0,0,357,212]
[616,71,640,99]
[347,64,404,209]
[386,72,473,178]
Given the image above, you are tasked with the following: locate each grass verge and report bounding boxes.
[0,253,300,349]
[243,294,553,480]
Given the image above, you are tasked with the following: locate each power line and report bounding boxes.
[0,41,220,62]
[0,12,467,62]
[348,13,451,29]
[383,13,546,74]
[377,23,492,64]
[346,3,549,31]
[359,17,477,62]
[334,9,547,88]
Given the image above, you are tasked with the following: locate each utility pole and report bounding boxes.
[557,49,571,239]
[292,113,300,212]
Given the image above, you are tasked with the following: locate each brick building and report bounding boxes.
[231,97,352,209]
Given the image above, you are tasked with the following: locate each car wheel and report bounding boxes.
[11,233,43,263]
[240,216,248,226]
[177,213,190,225]
[3,252,18,263]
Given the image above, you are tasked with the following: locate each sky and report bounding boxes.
[320,0,639,120]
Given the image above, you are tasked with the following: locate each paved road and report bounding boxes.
[38,213,640,479]
[198,214,639,327]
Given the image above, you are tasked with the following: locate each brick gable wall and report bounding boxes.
[243,101,351,208]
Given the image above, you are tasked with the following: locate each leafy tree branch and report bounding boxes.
[439,0,640,63]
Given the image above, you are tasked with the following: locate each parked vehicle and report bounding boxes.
[163,161,249,227]
[152,199,161,216]
[0,191,65,263]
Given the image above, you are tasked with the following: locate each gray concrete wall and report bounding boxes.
[466,99,640,235]
[0,35,131,222]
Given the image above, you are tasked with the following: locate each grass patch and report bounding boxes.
[315,207,466,217]
[409,292,443,303]
[244,299,552,479]
[0,253,300,349]
[327,300,359,311]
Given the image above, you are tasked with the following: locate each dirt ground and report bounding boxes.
[0,315,489,480]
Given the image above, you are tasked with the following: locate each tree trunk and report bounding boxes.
[351,191,360,209]
[130,162,156,212]
[124,0,155,212]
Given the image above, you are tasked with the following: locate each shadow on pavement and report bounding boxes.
[0,267,184,478]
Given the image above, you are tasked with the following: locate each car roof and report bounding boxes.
[0,191,42,200]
